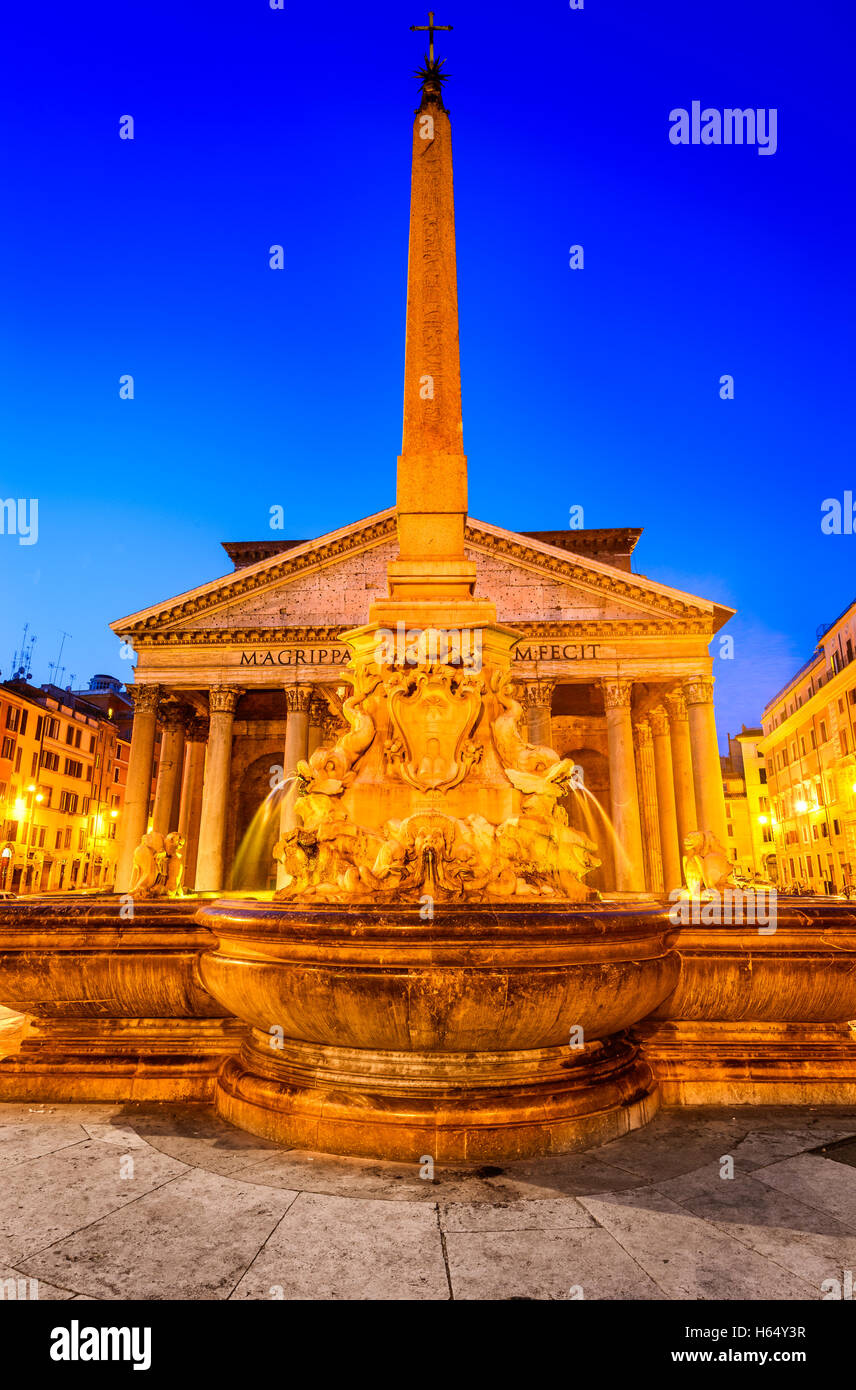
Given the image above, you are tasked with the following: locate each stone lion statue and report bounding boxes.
[682,831,734,897]
[129,830,186,898]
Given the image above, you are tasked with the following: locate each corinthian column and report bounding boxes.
[277,686,313,866]
[683,675,729,847]
[115,683,161,892]
[649,706,682,892]
[664,688,697,851]
[151,703,187,835]
[195,686,243,892]
[634,720,664,894]
[178,717,208,890]
[601,678,645,893]
[523,680,556,749]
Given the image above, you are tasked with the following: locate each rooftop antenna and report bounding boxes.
[53,631,72,687]
[10,622,30,678]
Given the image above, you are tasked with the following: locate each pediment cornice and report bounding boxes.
[112,510,732,639]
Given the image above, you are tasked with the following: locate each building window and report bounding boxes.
[14,748,21,772]
[759,767,767,784]
[834,819,841,835]
[89,734,96,753]
[63,758,83,779]
[59,791,80,815]
[5,707,20,732]
[55,829,62,849]
[65,726,75,745]
[64,827,72,848]
[820,720,828,742]
[1,737,14,761]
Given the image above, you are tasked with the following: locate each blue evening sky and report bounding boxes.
[1,0,853,745]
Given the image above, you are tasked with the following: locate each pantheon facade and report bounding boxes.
[112,510,732,896]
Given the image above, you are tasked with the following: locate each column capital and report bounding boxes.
[521,680,556,710]
[308,694,329,726]
[601,677,633,711]
[208,685,244,716]
[683,675,715,706]
[186,717,210,743]
[321,713,345,746]
[664,688,688,722]
[648,705,670,738]
[128,683,161,715]
[158,699,191,731]
[633,719,653,749]
[285,685,314,714]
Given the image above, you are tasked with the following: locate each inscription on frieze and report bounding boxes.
[239,648,349,667]
[513,643,599,662]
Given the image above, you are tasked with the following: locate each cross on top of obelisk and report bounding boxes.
[410,10,453,64]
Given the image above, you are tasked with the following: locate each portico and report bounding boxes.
[111,513,732,895]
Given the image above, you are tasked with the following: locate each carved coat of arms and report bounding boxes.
[387,669,483,793]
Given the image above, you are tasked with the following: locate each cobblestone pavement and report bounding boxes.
[2,1102,856,1300]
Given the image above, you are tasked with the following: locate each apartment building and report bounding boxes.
[758,599,856,893]
[0,675,145,894]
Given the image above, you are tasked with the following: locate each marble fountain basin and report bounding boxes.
[0,895,245,1101]
[197,898,679,1163]
[635,897,856,1106]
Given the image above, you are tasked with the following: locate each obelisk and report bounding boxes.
[371,36,496,631]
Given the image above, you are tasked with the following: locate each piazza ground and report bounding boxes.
[2,1099,856,1301]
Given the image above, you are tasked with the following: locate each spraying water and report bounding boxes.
[229,775,299,891]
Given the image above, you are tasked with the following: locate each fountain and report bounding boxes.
[192,53,681,1160]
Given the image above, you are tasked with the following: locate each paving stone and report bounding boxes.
[579,1187,816,1300]
[21,1169,298,1301]
[122,1103,284,1176]
[231,1192,449,1300]
[0,1121,89,1170]
[0,1138,189,1264]
[657,1165,856,1295]
[591,1112,752,1181]
[444,1227,664,1300]
[753,1154,856,1228]
[729,1128,856,1171]
[441,1197,596,1232]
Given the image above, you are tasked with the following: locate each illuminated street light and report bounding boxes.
[795,799,809,813]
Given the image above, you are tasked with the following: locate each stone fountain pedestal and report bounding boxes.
[197,899,678,1161]
[0,897,246,1102]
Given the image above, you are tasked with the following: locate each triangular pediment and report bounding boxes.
[111,509,731,642]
